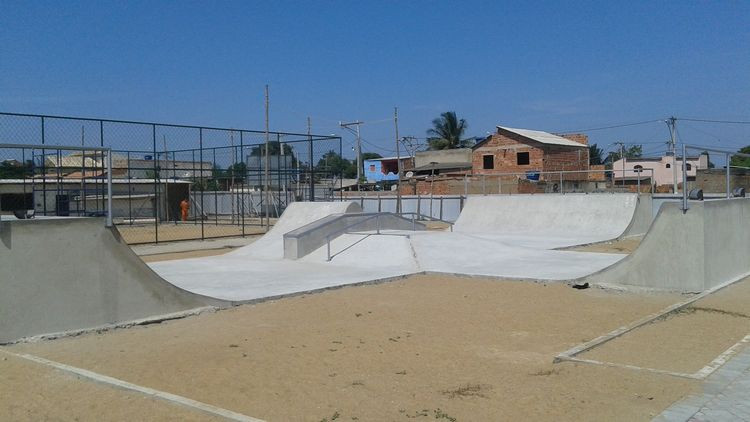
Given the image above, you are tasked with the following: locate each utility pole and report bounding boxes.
[666,116,678,194]
[264,85,270,230]
[401,136,420,166]
[394,107,401,213]
[339,120,363,191]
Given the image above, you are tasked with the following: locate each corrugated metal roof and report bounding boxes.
[497,126,586,148]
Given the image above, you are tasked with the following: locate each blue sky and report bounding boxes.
[1,1,748,160]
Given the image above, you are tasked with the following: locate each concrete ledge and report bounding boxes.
[283,212,426,259]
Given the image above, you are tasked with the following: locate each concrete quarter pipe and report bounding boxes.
[575,198,750,292]
[0,218,223,343]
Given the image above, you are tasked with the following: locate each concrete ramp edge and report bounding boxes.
[574,198,750,292]
[0,218,228,343]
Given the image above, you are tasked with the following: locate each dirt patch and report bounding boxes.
[0,352,219,421]
[568,236,642,254]
[117,218,273,244]
[580,306,750,374]
[139,247,236,263]
[7,274,694,421]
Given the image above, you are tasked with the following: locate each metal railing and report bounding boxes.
[0,111,343,243]
[324,211,450,261]
[682,144,750,211]
[468,168,655,195]
[0,143,113,227]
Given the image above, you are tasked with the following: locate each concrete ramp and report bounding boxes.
[453,194,650,247]
[0,218,220,343]
[229,201,362,259]
[577,198,750,292]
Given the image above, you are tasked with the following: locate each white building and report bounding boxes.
[612,153,709,188]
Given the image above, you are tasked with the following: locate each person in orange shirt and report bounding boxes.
[180,198,190,222]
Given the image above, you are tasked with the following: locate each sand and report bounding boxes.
[581,278,750,374]
[5,274,695,422]
[117,218,273,244]
[0,352,221,421]
[568,236,643,254]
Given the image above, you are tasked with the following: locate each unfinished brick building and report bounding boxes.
[472,126,589,179]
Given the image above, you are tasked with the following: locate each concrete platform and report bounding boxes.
[150,195,645,302]
[12,193,732,343]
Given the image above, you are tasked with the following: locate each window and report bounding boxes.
[517,151,530,165]
[369,164,376,172]
[633,165,643,173]
[666,163,671,169]
[686,163,692,171]
[482,154,494,169]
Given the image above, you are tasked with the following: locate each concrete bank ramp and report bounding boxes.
[0,218,221,343]
[577,198,750,292]
[453,194,650,247]
[228,201,362,259]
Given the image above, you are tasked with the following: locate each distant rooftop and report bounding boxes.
[497,126,586,148]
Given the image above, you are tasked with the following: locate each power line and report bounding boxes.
[557,119,664,134]
[678,117,750,125]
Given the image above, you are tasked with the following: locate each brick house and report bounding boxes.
[472,126,589,179]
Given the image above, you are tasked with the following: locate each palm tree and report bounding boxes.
[427,111,469,150]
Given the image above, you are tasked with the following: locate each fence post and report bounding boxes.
[482,174,486,195]
[199,128,205,240]
[378,194,381,212]
[240,132,245,237]
[439,196,443,220]
[152,124,159,244]
[308,132,314,202]
[637,171,640,194]
[682,144,689,211]
[559,171,563,195]
[726,152,731,199]
[106,149,113,227]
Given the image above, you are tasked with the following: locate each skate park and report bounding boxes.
[2,115,750,421]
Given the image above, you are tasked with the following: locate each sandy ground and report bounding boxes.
[568,235,643,254]
[0,352,221,421]
[117,218,273,244]
[4,274,697,422]
[139,247,238,263]
[581,278,750,374]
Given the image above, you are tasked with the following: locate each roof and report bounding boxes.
[363,156,409,162]
[496,126,587,148]
[412,162,472,172]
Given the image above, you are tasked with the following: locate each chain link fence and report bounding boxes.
[0,112,342,244]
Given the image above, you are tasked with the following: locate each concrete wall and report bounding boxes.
[579,198,750,292]
[0,218,219,343]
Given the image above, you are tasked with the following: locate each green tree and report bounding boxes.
[426,111,470,150]
[589,143,604,165]
[730,146,750,168]
[250,141,294,157]
[316,150,356,178]
[362,152,382,160]
[608,144,643,163]
[0,160,32,179]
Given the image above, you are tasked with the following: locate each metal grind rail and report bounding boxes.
[324,211,452,261]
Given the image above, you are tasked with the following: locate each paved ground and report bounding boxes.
[655,347,750,421]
